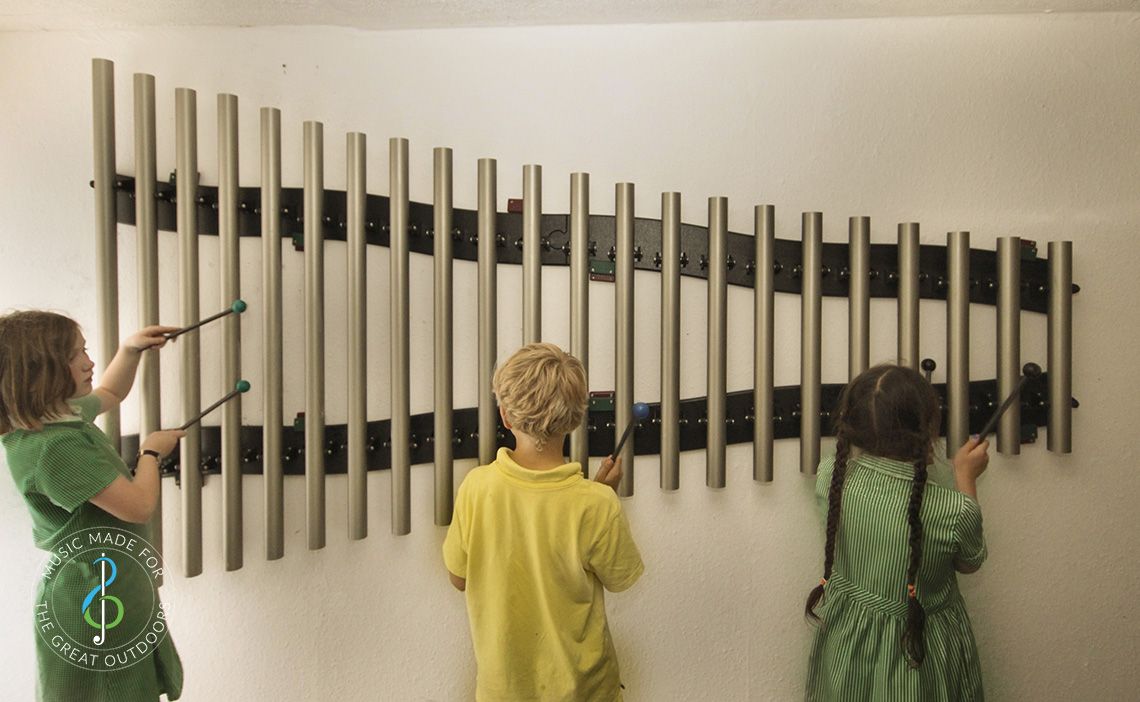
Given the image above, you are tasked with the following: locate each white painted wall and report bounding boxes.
[1,14,1138,701]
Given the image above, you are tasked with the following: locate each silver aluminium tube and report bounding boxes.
[570,174,590,471]
[434,147,454,525]
[707,197,727,488]
[754,205,774,482]
[92,59,121,448]
[1048,241,1073,453]
[898,222,920,371]
[996,237,1021,455]
[660,193,681,490]
[347,132,368,539]
[615,183,635,496]
[946,231,971,456]
[261,107,284,560]
[849,217,870,379]
[477,159,498,465]
[304,121,326,549]
[523,164,542,344]
[801,212,822,475]
[218,94,243,570]
[390,137,411,536]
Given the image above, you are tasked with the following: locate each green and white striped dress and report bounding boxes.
[805,453,987,702]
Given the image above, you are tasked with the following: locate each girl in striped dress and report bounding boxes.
[804,364,991,701]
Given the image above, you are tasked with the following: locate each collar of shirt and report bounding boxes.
[494,447,584,488]
[853,453,922,481]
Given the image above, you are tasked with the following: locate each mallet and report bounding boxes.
[921,358,937,383]
[977,363,1042,439]
[180,380,251,431]
[164,299,247,340]
[612,402,651,457]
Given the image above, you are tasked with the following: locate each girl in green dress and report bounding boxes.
[0,311,185,702]
[804,364,992,701]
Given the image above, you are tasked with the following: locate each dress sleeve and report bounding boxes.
[71,393,104,423]
[36,431,121,512]
[814,455,835,518]
[954,495,988,570]
[585,498,645,593]
[442,479,469,578]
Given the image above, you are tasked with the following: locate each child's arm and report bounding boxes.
[448,572,466,591]
[594,455,622,492]
[952,437,990,573]
[93,326,178,414]
[88,429,183,523]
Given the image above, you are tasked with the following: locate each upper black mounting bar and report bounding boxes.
[106,175,1078,313]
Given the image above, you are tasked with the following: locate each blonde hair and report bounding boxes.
[492,343,588,453]
[0,311,81,433]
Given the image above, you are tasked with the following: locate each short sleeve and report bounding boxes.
[36,431,121,512]
[70,393,104,423]
[955,496,988,570]
[814,455,836,517]
[585,500,644,593]
[442,480,469,578]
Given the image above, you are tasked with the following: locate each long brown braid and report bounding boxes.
[804,364,940,667]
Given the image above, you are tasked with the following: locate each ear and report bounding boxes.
[498,405,512,429]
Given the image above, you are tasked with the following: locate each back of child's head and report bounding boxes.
[0,311,80,433]
[805,363,940,669]
[492,343,587,454]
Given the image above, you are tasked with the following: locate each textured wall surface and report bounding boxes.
[0,14,1138,701]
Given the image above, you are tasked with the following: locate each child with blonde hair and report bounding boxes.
[444,342,644,701]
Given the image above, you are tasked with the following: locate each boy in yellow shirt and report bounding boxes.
[443,343,644,701]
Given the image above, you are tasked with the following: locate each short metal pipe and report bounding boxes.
[218,94,243,570]
[996,237,1021,455]
[477,159,498,465]
[660,193,681,490]
[946,231,971,455]
[898,222,920,371]
[801,212,822,475]
[523,164,542,344]
[754,205,775,482]
[433,147,454,526]
[347,132,368,539]
[390,137,411,536]
[849,216,871,379]
[1048,241,1073,453]
[707,197,728,488]
[261,107,284,560]
[92,58,121,448]
[570,173,590,471]
[615,183,635,496]
[176,87,202,577]
[304,121,326,549]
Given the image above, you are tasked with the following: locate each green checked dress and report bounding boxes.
[805,453,987,702]
[2,394,182,702]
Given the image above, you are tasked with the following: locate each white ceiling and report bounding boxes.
[1,0,1137,32]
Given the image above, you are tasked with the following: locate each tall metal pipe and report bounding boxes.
[434,147,454,525]
[849,217,870,379]
[92,59,120,448]
[347,132,368,539]
[261,107,284,560]
[898,222,920,371]
[615,183,635,496]
[175,87,202,577]
[996,237,1021,455]
[523,164,542,344]
[570,173,590,471]
[1048,241,1073,453]
[801,212,822,475]
[707,197,728,488]
[218,94,243,570]
[303,121,326,549]
[477,159,498,465]
[754,205,775,482]
[946,231,971,455]
[660,193,681,490]
[390,137,411,536]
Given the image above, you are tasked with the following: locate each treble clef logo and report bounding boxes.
[82,552,124,646]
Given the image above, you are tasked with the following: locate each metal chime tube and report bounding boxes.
[754,205,774,483]
[569,173,590,471]
[261,108,284,560]
[303,121,326,549]
[707,197,728,488]
[523,165,542,344]
[434,147,454,526]
[1048,241,1073,453]
[347,132,368,539]
[218,94,243,570]
[996,237,1021,455]
[660,193,681,490]
[391,137,411,536]
[176,87,202,577]
[134,73,162,560]
[801,212,822,475]
[898,222,920,371]
[947,231,971,455]
[477,159,498,465]
[615,184,635,496]
[849,216,871,379]
[93,59,120,448]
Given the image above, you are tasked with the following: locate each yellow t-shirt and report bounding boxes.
[443,447,644,702]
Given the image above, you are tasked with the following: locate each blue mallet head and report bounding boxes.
[235,380,251,393]
[632,402,650,421]
[231,299,248,314]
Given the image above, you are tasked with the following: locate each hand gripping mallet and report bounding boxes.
[612,402,651,458]
[976,362,1042,439]
[164,299,247,340]
[180,380,251,431]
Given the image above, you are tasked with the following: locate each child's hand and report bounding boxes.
[141,430,186,459]
[125,326,180,352]
[953,436,990,483]
[595,455,623,492]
